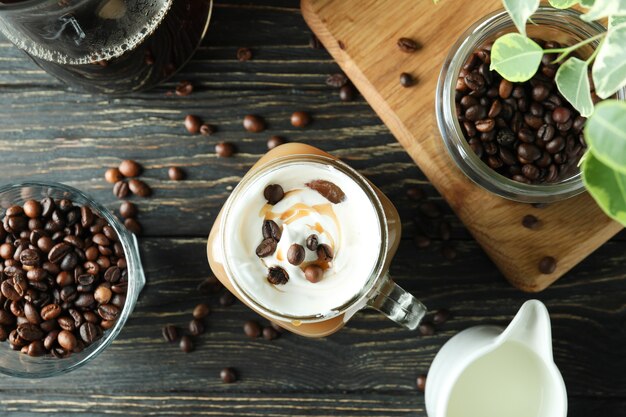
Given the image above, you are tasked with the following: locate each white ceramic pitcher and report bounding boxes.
[425,300,567,417]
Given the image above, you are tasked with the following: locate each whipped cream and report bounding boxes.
[223,161,382,317]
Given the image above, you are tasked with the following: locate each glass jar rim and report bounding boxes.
[219,153,390,323]
[436,6,623,203]
[0,181,143,378]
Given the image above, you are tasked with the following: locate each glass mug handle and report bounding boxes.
[367,275,427,330]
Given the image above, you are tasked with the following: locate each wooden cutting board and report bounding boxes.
[301,0,623,291]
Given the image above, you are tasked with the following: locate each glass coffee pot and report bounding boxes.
[0,0,212,93]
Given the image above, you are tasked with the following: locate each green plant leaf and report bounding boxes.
[490,34,543,82]
[548,0,579,8]
[592,22,626,98]
[503,0,539,35]
[582,151,626,226]
[555,57,594,116]
[610,15,626,27]
[582,0,626,21]
[580,0,595,6]
[584,100,626,173]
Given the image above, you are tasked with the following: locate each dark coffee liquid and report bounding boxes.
[30,0,211,94]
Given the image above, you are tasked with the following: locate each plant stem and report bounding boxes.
[544,32,606,64]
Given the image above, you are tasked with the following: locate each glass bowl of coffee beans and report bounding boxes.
[436,6,626,203]
[0,182,145,377]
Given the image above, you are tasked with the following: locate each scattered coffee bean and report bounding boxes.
[193,303,210,320]
[400,72,415,87]
[419,322,435,336]
[326,73,348,88]
[220,367,237,383]
[433,309,450,325]
[184,114,202,134]
[339,85,355,101]
[316,244,333,262]
[219,291,236,307]
[128,179,151,197]
[263,184,284,205]
[406,187,425,201]
[124,218,142,235]
[113,181,130,199]
[305,234,319,251]
[522,214,540,229]
[419,201,441,219]
[538,256,557,274]
[175,80,193,96]
[243,115,265,133]
[162,324,178,343]
[189,319,205,336]
[304,265,323,283]
[416,374,427,392]
[306,179,346,203]
[262,220,282,241]
[287,244,305,265]
[215,142,236,157]
[243,320,261,338]
[267,266,289,285]
[291,111,311,128]
[199,123,216,136]
[179,335,194,353]
[397,37,420,53]
[262,326,278,340]
[105,168,123,184]
[267,135,286,149]
[237,47,252,61]
[168,166,185,181]
[119,160,142,177]
[119,201,138,219]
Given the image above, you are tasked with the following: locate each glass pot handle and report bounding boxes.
[367,275,427,330]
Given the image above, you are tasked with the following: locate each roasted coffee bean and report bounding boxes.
[103,266,121,283]
[433,309,451,325]
[128,179,151,197]
[219,291,236,307]
[43,330,59,350]
[124,218,142,235]
[522,214,540,229]
[57,329,77,350]
[267,266,289,285]
[199,123,216,136]
[416,374,427,392]
[262,220,282,241]
[263,184,284,205]
[193,303,210,319]
[522,164,540,180]
[518,143,542,161]
[255,238,277,258]
[463,121,477,137]
[243,114,265,133]
[305,234,319,251]
[287,244,305,265]
[326,73,348,87]
[0,310,15,326]
[316,244,334,262]
[531,84,550,102]
[189,319,205,336]
[24,302,40,324]
[464,72,485,91]
[58,316,76,331]
[499,80,514,100]
[179,335,194,353]
[168,166,185,181]
[40,197,55,218]
[339,85,355,101]
[465,105,486,122]
[546,136,565,154]
[111,281,128,294]
[215,142,235,158]
[537,124,556,142]
[60,252,78,271]
[419,322,435,336]
[475,118,495,132]
[113,181,130,199]
[304,265,324,283]
[23,200,42,219]
[184,114,201,134]
[488,100,502,118]
[267,135,286,149]
[460,95,478,108]
[400,72,415,87]
[98,304,120,321]
[291,111,311,128]
[119,160,142,177]
[1,280,23,301]
[220,367,237,383]
[237,47,252,61]
[17,323,43,341]
[539,256,557,274]
[79,322,101,344]
[244,320,261,338]
[94,285,112,304]
[162,324,179,343]
[19,248,41,266]
[552,107,571,123]
[572,116,586,133]
[397,37,420,53]
[175,80,193,96]
[263,326,278,340]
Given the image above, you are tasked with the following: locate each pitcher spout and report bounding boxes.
[497,300,554,362]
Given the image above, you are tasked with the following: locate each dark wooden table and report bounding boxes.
[0,1,625,415]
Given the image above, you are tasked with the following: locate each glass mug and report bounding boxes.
[0,0,212,93]
[207,143,427,337]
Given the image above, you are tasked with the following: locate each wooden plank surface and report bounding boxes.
[301,0,623,292]
[0,0,624,416]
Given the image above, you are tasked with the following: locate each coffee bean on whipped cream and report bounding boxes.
[305,234,319,251]
[305,179,346,204]
[316,244,334,262]
[256,238,277,258]
[304,265,323,283]
[287,244,305,265]
[263,184,284,205]
[267,266,289,285]
[262,220,282,241]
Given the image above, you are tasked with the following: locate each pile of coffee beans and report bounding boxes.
[0,198,127,357]
[456,40,588,184]
[326,72,357,102]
